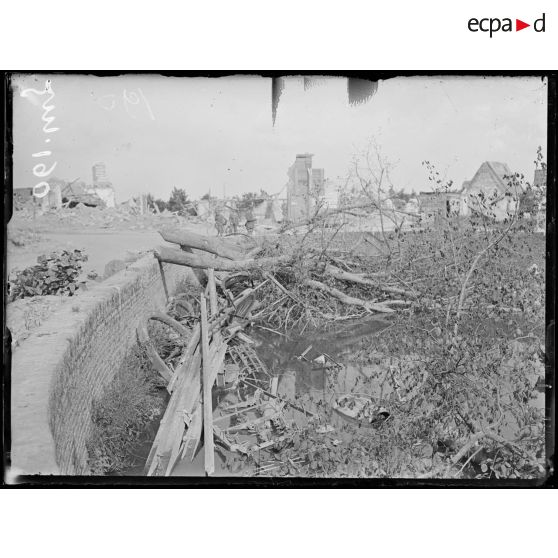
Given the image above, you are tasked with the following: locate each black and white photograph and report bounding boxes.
[4,73,553,483]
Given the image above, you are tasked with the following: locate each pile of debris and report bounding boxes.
[136,226,414,476]
[10,202,186,231]
[140,264,314,476]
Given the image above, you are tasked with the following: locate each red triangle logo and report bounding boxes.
[516,19,530,31]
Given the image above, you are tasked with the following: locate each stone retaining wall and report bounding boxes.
[10,256,195,475]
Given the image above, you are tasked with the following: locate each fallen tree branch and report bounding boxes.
[265,272,304,306]
[454,445,485,478]
[282,201,421,231]
[322,263,415,298]
[303,278,399,313]
[451,432,486,465]
[451,425,535,468]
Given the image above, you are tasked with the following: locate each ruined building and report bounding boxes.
[92,162,108,183]
[286,153,325,222]
[419,161,522,222]
[418,191,463,220]
[91,162,116,208]
[461,161,519,221]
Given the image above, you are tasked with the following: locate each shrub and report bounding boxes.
[8,249,88,300]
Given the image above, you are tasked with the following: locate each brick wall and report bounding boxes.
[10,256,196,475]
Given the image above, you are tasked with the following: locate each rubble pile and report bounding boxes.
[11,202,188,231]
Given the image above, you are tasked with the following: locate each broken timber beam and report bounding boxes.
[157,260,169,301]
[146,335,227,476]
[200,294,215,476]
[145,349,201,475]
[207,268,218,315]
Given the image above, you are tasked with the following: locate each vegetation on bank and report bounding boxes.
[87,312,195,474]
[219,148,548,480]
[86,345,167,475]
[218,226,546,480]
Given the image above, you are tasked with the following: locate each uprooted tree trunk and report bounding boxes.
[159,228,246,260]
[155,245,295,272]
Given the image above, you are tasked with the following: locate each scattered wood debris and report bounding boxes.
[139,226,413,476]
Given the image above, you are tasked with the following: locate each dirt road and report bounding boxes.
[7,224,214,277]
[6,223,213,349]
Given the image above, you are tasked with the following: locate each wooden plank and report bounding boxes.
[157,260,169,302]
[145,350,201,475]
[147,340,227,476]
[200,294,215,476]
[207,268,218,316]
[181,406,202,461]
[144,316,204,474]
[164,342,227,475]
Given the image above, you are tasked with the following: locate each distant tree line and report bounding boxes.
[146,188,197,215]
[146,187,273,216]
[199,189,271,212]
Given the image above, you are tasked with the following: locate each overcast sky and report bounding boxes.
[12,74,547,202]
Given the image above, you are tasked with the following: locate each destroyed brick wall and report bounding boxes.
[10,256,196,475]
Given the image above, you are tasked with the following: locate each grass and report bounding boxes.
[86,345,167,475]
[86,281,195,475]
